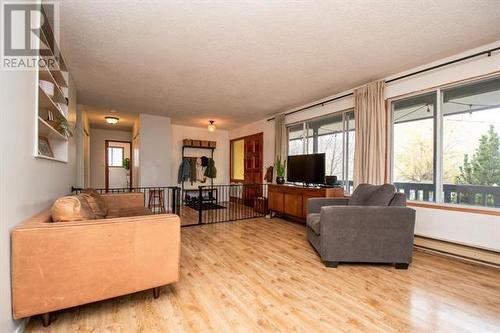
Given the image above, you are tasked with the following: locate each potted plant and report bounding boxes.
[55,116,73,138]
[275,156,286,184]
[123,157,131,171]
[123,157,131,187]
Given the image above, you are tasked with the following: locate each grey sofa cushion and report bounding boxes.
[349,184,396,206]
[306,213,321,235]
[389,192,407,206]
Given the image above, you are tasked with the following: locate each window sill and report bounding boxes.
[407,201,500,216]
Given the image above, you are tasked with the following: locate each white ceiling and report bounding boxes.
[59,0,500,129]
[83,105,137,131]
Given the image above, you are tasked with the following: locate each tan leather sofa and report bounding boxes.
[11,192,180,326]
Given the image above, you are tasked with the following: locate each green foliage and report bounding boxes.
[275,156,286,177]
[123,157,131,171]
[456,125,500,186]
[55,116,73,138]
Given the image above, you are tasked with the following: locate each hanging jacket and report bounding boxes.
[189,157,197,184]
[201,156,209,167]
[204,158,217,179]
[178,158,190,183]
[196,157,206,183]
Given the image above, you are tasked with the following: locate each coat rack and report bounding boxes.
[181,141,216,203]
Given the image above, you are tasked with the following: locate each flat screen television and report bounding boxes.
[287,153,325,185]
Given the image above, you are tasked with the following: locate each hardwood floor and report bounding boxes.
[26,218,500,332]
[180,201,261,226]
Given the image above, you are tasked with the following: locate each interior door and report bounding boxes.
[243,133,263,206]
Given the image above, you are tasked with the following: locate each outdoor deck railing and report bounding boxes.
[393,182,500,208]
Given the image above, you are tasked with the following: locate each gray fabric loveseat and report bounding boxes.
[307,184,416,269]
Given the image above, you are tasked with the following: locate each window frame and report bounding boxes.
[286,108,355,194]
[388,73,500,211]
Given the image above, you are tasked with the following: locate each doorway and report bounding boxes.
[230,132,263,206]
[105,140,132,189]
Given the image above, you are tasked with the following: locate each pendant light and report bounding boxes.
[207,120,216,132]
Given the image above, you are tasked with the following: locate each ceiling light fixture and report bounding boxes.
[105,116,119,124]
[207,120,216,132]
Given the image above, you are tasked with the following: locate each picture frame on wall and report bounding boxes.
[38,136,54,157]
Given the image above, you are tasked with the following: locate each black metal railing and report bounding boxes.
[393,182,500,208]
[72,186,181,214]
[181,183,269,226]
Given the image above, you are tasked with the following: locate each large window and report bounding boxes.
[391,76,500,208]
[287,110,355,193]
[392,92,436,202]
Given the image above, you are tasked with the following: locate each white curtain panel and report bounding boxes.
[273,114,288,181]
[353,80,386,187]
[274,114,287,178]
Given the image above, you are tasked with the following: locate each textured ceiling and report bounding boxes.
[83,105,137,131]
[60,0,500,129]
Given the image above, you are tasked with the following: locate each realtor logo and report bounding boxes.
[2,1,60,70]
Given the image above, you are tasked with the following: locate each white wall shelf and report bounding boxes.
[35,6,70,163]
[35,154,68,163]
[38,117,68,141]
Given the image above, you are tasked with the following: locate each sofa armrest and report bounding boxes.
[319,206,416,262]
[307,197,349,214]
[101,192,145,210]
[11,214,180,319]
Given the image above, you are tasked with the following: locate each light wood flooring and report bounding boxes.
[180,201,261,226]
[26,218,500,332]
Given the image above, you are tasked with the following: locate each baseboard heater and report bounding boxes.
[414,235,500,268]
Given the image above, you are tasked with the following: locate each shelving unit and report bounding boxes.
[35,6,70,162]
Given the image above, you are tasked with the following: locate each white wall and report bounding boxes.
[0,71,78,332]
[230,41,500,251]
[171,124,229,188]
[89,129,132,188]
[138,114,171,187]
[75,104,91,187]
[414,207,499,251]
[132,118,140,187]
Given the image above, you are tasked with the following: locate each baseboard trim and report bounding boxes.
[414,235,500,268]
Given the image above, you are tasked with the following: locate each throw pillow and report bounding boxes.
[51,194,96,222]
[82,188,108,217]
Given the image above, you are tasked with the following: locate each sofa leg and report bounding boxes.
[153,287,160,299]
[395,263,409,270]
[41,312,51,327]
[324,261,338,268]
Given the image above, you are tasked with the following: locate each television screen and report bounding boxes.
[287,153,325,184]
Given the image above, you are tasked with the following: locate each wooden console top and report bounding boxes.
[268,184,346,220]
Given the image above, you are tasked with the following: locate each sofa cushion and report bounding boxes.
[306,213,321,235]
[51,194,96,222]
[105,207,153,219]
[82,188,108,218]
[389,192,407,206]
[349,184,396,206]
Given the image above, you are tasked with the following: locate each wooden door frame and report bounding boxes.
[105,140,132,190]
[229,132,264,184]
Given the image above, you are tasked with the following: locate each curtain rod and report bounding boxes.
[267,46,500,121]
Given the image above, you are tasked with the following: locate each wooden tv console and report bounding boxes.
[268,184,345,220]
